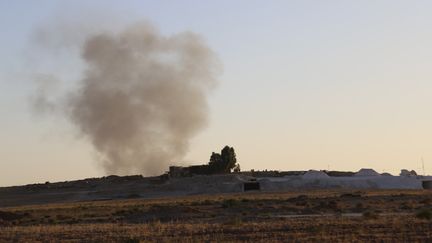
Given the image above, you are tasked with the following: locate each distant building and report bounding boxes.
[400,169,417,177]
[168,166,189,178]
[168,165,210,178]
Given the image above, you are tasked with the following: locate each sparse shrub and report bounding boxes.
[224,216,242,226]
[241,198,250,203]
[295,200,308,207]
[131,206,142,212]
[312,200,340,213]
[66,218,79,224]
[301,207,319,214]
[221,199,239,208]
[420,198,432,204]
[328,200,339,211]
[83,213,96,218]
[189,201,200,206]
[363,211,379,219]
[148,220,162,231]
[318,201,326,208]
[309,225,324,234]
[126,193,141,199]
[201,199,212,205]
[113,209,127,216]
[124,237,140,243]
[354,202,364,212]
[56,214,71,221]
[416,209,432,220]
[0,211,25,221]
[400,202,413,210]
[296,195,308,200]
[340,193,362,198]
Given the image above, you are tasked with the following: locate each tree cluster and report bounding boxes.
[207,145,240,174]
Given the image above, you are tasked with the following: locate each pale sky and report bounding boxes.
[1,1,432,186]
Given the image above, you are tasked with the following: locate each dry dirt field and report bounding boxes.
[1,189,432,242]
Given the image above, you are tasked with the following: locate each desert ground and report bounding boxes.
[1,189,432,242]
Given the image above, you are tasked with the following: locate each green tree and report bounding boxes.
[221,146,237,173]
[208,146,238,174]
[209,152,222,172]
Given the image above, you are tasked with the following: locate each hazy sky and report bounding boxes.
[1,1,432,186]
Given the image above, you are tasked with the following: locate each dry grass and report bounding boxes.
[1,217,432,242]
[1,189,432,242]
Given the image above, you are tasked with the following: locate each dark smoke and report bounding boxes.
[36,22,220,175]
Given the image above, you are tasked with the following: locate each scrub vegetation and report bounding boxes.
[1,190,432,242]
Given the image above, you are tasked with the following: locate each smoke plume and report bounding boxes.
[36,22,219,175]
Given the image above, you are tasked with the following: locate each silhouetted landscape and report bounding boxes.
[3,1,432,242]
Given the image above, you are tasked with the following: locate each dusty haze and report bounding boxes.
[35,22,220,175]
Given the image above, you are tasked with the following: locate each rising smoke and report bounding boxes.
[35,22,220,175]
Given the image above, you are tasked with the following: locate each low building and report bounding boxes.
[168,165,210,178]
